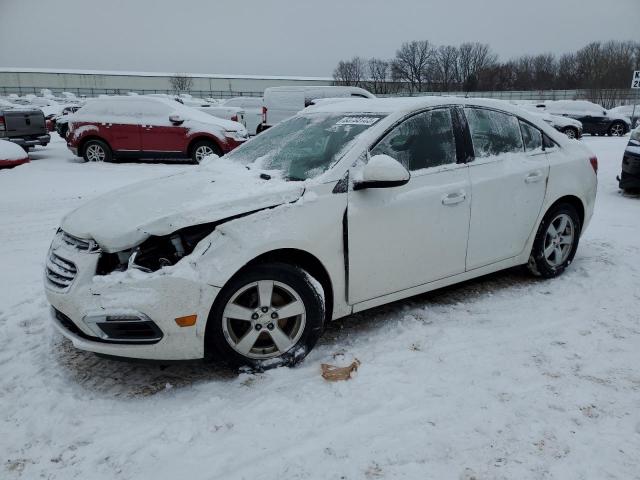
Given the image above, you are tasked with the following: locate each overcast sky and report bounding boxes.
[1,0,638,77]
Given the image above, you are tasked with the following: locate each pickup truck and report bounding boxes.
[0,107,51,150]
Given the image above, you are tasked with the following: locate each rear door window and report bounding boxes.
[464,108,523,158]
[519,121,543,152]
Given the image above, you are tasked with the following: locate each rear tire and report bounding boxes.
[191,140,222,164]
[205,263,325,369]
[82,139,112,162]
[608,122,625,137]
[527,203,581,278]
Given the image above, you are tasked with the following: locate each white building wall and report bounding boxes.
[0,68,332,97]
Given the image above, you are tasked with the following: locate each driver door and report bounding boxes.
[347,108,471,304]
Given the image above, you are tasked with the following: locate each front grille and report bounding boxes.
[60,231,99,252]
[45,252,78,290]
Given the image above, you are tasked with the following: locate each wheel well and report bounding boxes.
[188,136,223,157]
[78,136,110,156]
[548,195,585,227]
[240,249,334,321]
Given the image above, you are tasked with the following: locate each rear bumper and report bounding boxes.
[7,134,50,148]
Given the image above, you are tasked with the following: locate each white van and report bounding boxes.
[260,86,375,131]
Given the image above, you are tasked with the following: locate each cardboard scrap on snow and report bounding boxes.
[321,359,360,381]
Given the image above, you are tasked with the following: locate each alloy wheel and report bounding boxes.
[195,145,214,162]
[86,144,106,162]
[564,129,576,139]
[610,123,625,136]
[543,213,575,267]
[221,280,306,359]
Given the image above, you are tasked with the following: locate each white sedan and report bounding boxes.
[45,97,598,367]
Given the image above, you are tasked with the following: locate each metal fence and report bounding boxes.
[381,89,640,107]
[1,85,638,107]
[0,86,264,99]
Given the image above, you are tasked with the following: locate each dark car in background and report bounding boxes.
[0,106,50,151]
[618,127,640,193]
[541,100,631,136]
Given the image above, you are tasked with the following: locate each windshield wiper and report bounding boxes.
[286,175,305,182]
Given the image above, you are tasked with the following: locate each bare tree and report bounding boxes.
[333,57,367,87]
[169,73,193,94]
[434,45,459,91]
[391,40,435,93]
[457,42,497,91]
[367,58,390,94]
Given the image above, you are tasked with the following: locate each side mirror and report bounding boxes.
[169,114,184,125]
[353,154,410,191]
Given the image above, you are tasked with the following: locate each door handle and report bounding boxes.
[525,171,544,184]
[442,191,466,205]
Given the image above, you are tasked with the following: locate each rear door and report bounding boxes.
[104,101,142,153]
[464,108,549,270]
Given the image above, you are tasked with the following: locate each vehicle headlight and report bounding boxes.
[630,128,640,143]
[224,130,248,141]
[96,223,217,275]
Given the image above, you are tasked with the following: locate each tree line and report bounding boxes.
[333,40,640,105]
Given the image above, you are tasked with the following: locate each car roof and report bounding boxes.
[304,96,533,116]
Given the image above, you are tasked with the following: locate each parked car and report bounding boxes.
[219,97,263,135]
[515,103,583,139]
[609,105,640,129]
[0,139,30,168]
[66,96,248,163]
[52,105,82,138]
[260,85,375,132]
[0,106,50,151]
[617,127,640,193]
[540,100,631,136]
[45,97,597,367]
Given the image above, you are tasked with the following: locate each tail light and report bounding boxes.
[230,115,238,122]
[262,106,267,124]
[589,155,598,175]
[0,115,5,131]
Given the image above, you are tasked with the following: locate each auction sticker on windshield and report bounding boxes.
[336,116,382,126]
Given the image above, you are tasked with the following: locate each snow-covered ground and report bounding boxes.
[1,134,639,480]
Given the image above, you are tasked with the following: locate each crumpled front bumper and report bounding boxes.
[45,238,220,360]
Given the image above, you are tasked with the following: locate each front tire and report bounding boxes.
[562,127,578,139]
[206,263,325,369]
[191,140,222,164]
[527,203,581,278]
[83,139,112,162]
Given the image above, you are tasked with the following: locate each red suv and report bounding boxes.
[66,96,248,163]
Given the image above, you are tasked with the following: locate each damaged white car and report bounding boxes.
[45,97,598,367]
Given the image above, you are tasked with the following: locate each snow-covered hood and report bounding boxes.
[546,114,582,129]
[61,159,303,252]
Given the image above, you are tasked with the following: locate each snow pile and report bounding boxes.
[0,140,28,162]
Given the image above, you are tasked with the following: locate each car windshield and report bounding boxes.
[225,112,386,180]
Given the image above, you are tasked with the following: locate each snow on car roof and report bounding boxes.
[305,96,536,116]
